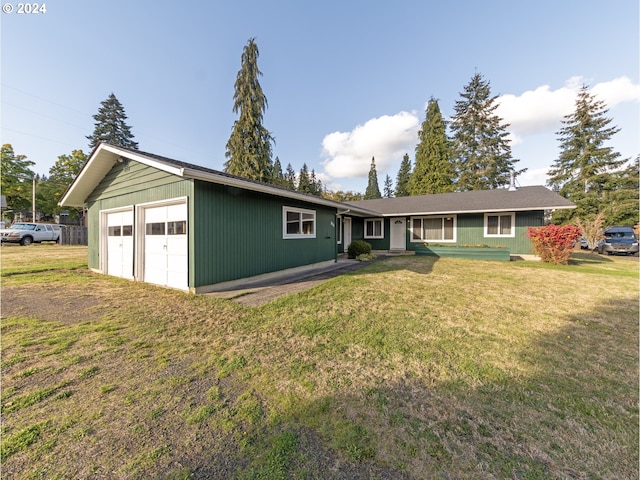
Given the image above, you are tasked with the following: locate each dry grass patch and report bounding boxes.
[1,249,638,479]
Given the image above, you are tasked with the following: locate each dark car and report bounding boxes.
[597,226,639,255]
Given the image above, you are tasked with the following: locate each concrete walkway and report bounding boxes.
[205,254,389,307]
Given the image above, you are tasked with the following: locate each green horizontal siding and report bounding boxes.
[192,182,337,287]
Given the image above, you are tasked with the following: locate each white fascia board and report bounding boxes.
[380,205,576,216]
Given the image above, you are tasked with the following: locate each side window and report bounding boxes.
[283,207,316,239]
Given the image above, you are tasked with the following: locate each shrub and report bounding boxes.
[347,240,372,259]
[575,213,605,250]
[526,224,582,264]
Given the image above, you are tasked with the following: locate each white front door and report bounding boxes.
[390,217,406,250]
[143,202,188,290]
[343,217,352,251]
[106,210,134,279]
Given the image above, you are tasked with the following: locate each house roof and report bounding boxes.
[60,143,575,217]
[58,143,379,215]
[344,186,575,216]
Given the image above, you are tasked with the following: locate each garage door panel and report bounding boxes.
[143,201,188,291]
[105,209,134,280]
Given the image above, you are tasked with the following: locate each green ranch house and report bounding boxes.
[60,143,575,293]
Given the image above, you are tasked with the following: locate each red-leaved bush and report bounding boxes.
[526,224,582,264]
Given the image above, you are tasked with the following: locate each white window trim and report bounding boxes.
[410,215,457,243]
[364,218,384,239]
[283,206,316,239]
[484,212,516,238]
[336,216,342,244]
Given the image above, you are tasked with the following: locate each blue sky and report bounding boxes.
[2,0,638,193]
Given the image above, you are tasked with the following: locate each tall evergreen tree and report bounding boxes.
[283,163,296,190]
[1,144,35,219]
[364,157,382,199]
[599,157,639,226]
[224,38,274,182]
[383,174,394,198]
[547,85,627,224]
[297,163,311,193]
[271,156,285,187]
[395,153,412,197]
[87,93,138,151]
[450,72,522,191]
[409,98,455,195]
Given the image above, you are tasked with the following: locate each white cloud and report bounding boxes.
[321,111,419,179]
[517,167,549,187]
[496,76,640,138]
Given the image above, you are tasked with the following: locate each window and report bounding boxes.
[411,216,456,242]
[364,219,383,239]
[168,221,186,235]
[484,213,515,237]
[283,207,316,238]
[337,217,342,244]
[146,222,165,235]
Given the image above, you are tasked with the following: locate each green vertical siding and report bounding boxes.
[86,161,193,272]
[192,181,337,287]
[405,211,543,254]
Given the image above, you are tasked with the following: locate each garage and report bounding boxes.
[105,209,134,279]
[140,200,188,291]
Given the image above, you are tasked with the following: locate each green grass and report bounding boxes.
[1,246,638,479]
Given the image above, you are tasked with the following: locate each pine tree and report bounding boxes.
[87,93,138,151]
[409,98,455,195]
[383,174,394,198]
[271,157,285,187]
[364,157,382,199]
[283,163,296,190]
[450,72,522,191]
[395,153,412,197]
[224,38,274,182]
[547,85,627,224]
[297,163,311,193]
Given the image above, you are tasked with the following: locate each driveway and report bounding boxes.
[205,255,388,307]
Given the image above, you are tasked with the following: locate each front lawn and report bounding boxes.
[1,246,638,479]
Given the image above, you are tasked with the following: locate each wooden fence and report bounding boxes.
[59,226,88,245]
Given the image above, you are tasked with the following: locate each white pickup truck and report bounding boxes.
[0,223,61,245]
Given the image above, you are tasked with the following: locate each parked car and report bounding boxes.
[0,223,61,245]
[597,226,639,256]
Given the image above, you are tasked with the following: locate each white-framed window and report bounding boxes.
[336,217,342,244]
[283,206,316,239]
[364,218,384,239]
[484,213,515,237]
[410,215,456,242]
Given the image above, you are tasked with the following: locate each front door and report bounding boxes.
[390,217,406,250]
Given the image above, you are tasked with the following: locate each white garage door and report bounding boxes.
[143,202,188,290]
[106,210,134,279]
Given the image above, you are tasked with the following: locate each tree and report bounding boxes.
[395,153,412,197]
[271,157,285,187]
[575,212,606,251]
[450,72,523,191]
[283,163,296,190]
[297,163,311,193]
[39,150,88,219]
[383,174,394,198]
[547,85,627,224]
[1,144,35,219]
[87,93,138,151]
[364,157,382,199]
[224,38,274,182]
[599,157,639,226]
[409,98,455,195]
